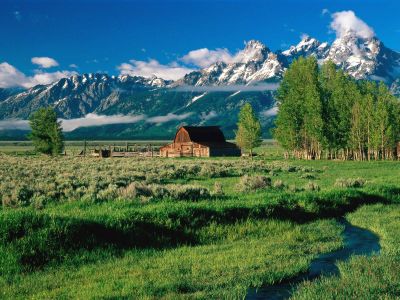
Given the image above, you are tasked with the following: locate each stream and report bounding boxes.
[246,218,381,300]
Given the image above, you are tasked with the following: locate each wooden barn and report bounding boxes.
[160,126,241,157]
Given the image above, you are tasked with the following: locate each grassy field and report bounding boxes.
[0,142,399,299]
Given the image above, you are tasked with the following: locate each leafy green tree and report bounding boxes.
[28,107,64,156]
[319,61,359,159]
[235,103,262,158]
[271,55,400,161]
[275,56,324,159]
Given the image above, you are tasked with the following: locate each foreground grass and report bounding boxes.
[292,204,400,299]
[0,149,399,299]
[0,219,342,299]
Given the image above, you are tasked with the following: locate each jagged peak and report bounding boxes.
[282,36,324,56]
[244,39,267,50]
[236,40,270,64]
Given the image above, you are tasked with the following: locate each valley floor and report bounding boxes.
[0,144,399,299]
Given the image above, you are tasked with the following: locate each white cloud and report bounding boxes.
[31,57,59,68]
[200,110,218,121]
[0,62,76,88]
[0,112,193,132]
[181,48,235,68]
[330,10,375,39]
[30,70,77,86]
[14,11,22,21]
[262,106,278,117]
[321,8,330,16]
[300,33,310,40]
[146,112,193,124]
[0,63,29,89]
[69,64,79,68]
[60,113,145,131]
[118,59,195,80]
[0,119,29,131]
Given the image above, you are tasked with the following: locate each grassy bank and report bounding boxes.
[292,204,400,299]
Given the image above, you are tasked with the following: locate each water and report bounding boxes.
[246,218,380,300]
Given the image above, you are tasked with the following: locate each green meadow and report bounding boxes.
[0,142,399,299]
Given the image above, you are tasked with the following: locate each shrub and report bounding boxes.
[199,165,230,178]
[272,179,286,190]
[97,184,119,202]
[236,175,271,192]
[288,184,304,193]
[119,183,153,200]
[300,173,316,180]
[168,185,211,201]
[334,178,365,188]
[304,181,320,191]
[213,182,224,196]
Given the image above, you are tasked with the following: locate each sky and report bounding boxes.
[1,0,400,88]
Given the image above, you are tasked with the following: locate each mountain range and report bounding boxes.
[1,30,399,139]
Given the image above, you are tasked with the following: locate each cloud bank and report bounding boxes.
[60,113,146,131]
[146,112,193,123]
[0,112,193,132]
[0,119,29,131]
[31,57,59,68]
[200,110,218,121]
[118,42,270,80]
[118,59,195,81]
[262,106,278,117]
[0,62,76,88]
[330,10,375,39]
[181,48,235,68]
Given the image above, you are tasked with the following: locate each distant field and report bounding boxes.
[0,145,398,299]
[0,139,281,157]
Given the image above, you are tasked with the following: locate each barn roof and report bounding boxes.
[180,126,227,143]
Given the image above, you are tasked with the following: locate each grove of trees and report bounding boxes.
[274,57,400,160]
[29,107,64,156]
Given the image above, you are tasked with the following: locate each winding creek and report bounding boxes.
[246,218,381,300]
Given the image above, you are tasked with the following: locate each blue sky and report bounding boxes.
[1,0,399,88]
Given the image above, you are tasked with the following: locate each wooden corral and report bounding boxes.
[78,142,157,158]
[160,126,241,158]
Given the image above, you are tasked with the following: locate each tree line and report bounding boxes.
[273,57,400,160]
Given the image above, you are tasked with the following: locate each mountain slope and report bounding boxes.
[0,32,399,139]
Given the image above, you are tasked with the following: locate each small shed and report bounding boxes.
[160,126,241,157]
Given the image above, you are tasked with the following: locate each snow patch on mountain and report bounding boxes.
[187,92,207,106]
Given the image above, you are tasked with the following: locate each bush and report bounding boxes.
[304,182,320,191]
[168,185,211,201]
[300,173,316,180]
[334,178,365,188]
[272,179,286,190]
[288,184,304,193]
[213,182,224,196]
[119,183,153,200]
[199,165,230,178]
[236,175,271,192]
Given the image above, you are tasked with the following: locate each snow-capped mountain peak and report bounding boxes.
[1,32,400,124]
[282,36,329,62]
[235,40,270,64]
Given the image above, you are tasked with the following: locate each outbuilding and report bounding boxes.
[160,126,241,157]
